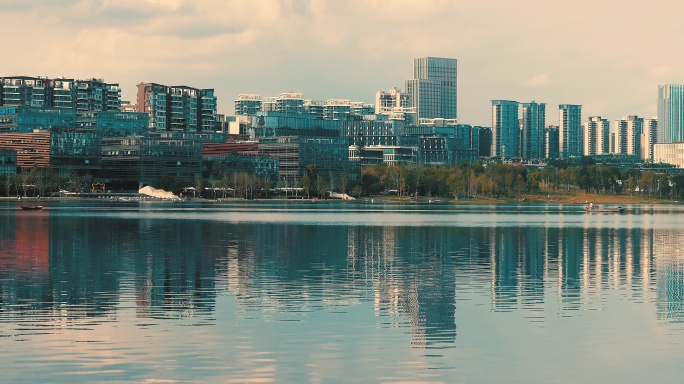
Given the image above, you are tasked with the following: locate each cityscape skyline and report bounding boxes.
[3,0,683,126]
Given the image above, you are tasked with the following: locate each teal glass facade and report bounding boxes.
[657,84,684,144]
[492,100,519,159]
[50,131,102,175]
[0,149,17,175]
[95,111,149,137]
[406,57,457,120]
[0,106,76,133]
[559,104,582,158]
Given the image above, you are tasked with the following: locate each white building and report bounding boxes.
[654,142,684,167]
[583,116,610,155]
[612,116,643,156]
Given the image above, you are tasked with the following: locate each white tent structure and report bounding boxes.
[138,186,180,200]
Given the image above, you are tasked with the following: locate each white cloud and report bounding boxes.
[526,73,551,87]
[2,0,684,124]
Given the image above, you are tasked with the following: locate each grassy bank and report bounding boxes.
[374,192,674,205]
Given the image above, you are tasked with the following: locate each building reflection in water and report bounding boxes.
[4,208,684,349]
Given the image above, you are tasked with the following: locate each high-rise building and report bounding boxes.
[559,104,582,158]
[0,76,121,128]
[375,87,410,113]
[545,125,560,159]
[642,118,658,161]
[521,102,546,159]
[583,116,610,155]
[374,87,414,123]
[657,84,684,143]
[405,57,457,120]
[136,83,217,132]
[0,76,51,107]
[72,78,121,128]
[491,100,519,158]
[235,94,262,115]
[612,115,643,156]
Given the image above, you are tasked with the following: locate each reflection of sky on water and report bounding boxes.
[1,201,684,382]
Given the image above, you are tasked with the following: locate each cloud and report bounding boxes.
[2,0,684,124]
[526,73,551,87]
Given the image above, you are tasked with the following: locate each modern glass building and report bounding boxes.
[100,136,203,186]
[657,84,684,144]
[340,120,400,147]
[0,76,121,128]
[545,126,560,159]
[50,130,102,176]
[405,57,457,120]
[491,100,519,159]
[559,104,582,158]
[521,102,546,160]
[0,106,77,133]
[0,148,17,175]
[203,155,279,185]
[249,111,343,139]
[95,111,149,137]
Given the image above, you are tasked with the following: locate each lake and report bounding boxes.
[1,200,684,383]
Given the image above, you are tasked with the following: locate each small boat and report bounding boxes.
[20,205,43,210]
[585,204,624,213]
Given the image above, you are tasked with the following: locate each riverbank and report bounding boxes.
[375,192,674,205]
[0,192,676,205]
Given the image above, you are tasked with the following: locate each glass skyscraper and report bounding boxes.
[559,104,582,158]
[491,100,519,159]
[657,84,684,143]
[405,57,457,120]
[521,102,546,160]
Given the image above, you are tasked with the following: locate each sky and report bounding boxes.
[2,0,683,126]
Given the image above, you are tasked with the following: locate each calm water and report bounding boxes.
[1,200,684,383]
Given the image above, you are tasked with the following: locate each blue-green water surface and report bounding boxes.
[1,200,684,383]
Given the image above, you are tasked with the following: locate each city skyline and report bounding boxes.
[3,0,682,126]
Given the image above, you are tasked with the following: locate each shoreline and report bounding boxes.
[0,193,677,206]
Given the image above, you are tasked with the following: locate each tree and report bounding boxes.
[302,164,319,198]
[316,176,329,199]
[194,175,205,198]
[639,171,656,198]
[2,174,11,197]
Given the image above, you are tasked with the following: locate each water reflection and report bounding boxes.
[1,203,684,381]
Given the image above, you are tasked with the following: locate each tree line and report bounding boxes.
[3,157,684,201]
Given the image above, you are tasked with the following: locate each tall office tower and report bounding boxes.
[235,94,262,115]
[521,102,546,159]
[657,84,684,143]
[559,104,582,158]
[0,76,51,107]
[492,100,520,158]
[545,125,560,159]
[642,118,658,161]
[612,115,643,156]
[405,57,457,120]
[583,116,610,156]
[137,83,217,132]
